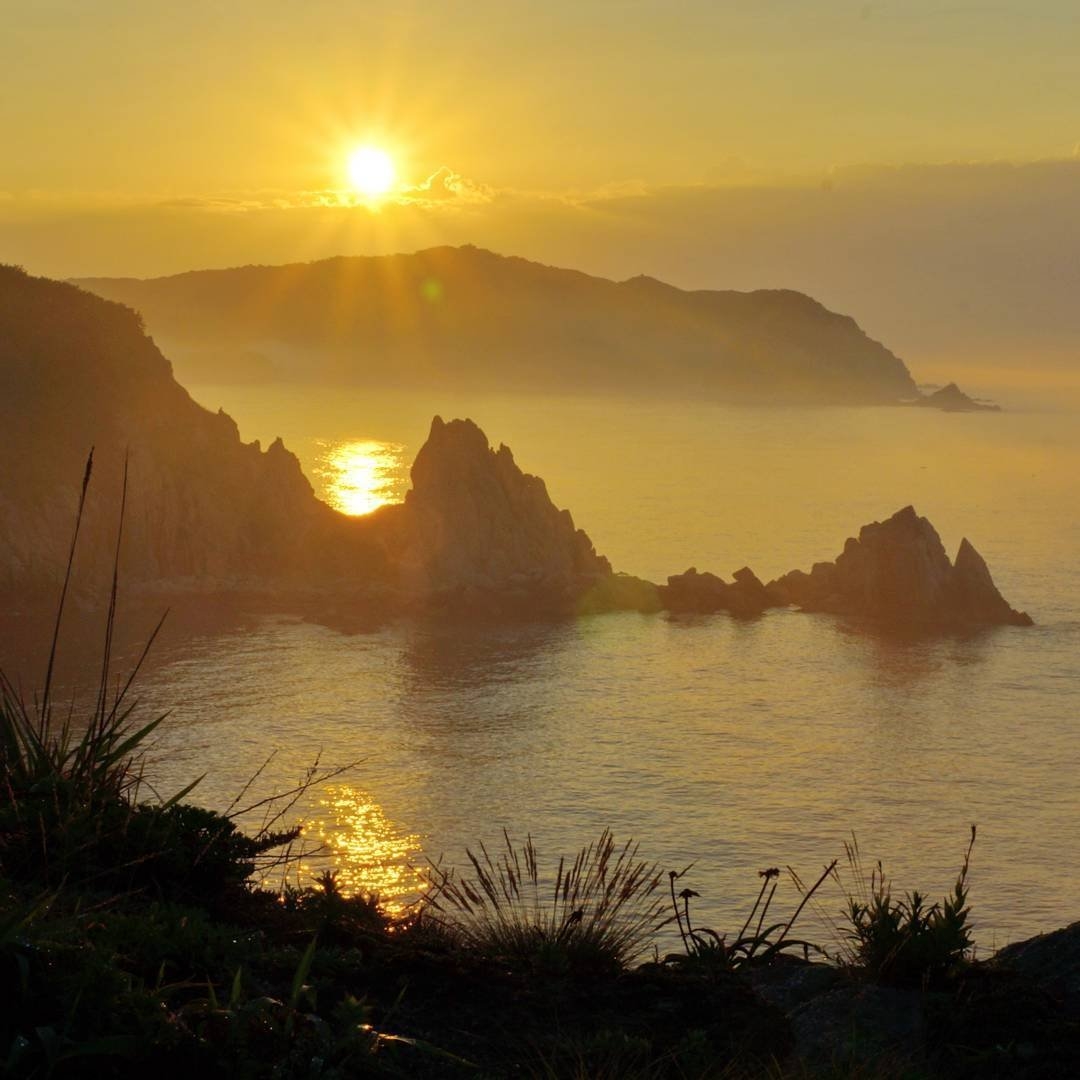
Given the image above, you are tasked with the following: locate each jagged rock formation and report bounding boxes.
[913,382,1001,412]
[660,566,772,618]
[0,265,390,601]
[767,506,1032,628]
[75,246,919,405]
[389,416,612,613]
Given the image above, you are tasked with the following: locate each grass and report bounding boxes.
[837,828,976,987]
[0,452,305,903]
[664,860,836,973]
[0,452,173,814]
[420,828,670,973]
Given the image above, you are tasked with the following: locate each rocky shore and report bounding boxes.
[740,927,1080,1076]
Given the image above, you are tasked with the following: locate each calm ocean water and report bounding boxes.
[122,388,1080,948]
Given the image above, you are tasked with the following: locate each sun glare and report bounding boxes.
[316,438,406,515]
[347,146,396,198]
[304,786,424,912]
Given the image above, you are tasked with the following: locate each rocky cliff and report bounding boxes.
[767,506,1032,628]
[0,265,390,602]
[384,417,611,614]
[0,266,613,614]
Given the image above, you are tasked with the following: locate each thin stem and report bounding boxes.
[41,449,94,724]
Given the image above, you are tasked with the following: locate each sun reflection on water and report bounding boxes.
[305,786,425,913]
[315,439,407,515]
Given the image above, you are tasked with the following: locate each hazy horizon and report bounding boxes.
[7,161,1080,403]
[4,2,1080,399]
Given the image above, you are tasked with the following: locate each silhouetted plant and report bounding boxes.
[665,859,836,972]
[0,451,303,901]
[839,826,976,987]
[278,869,388,944]
[421,829,670,973]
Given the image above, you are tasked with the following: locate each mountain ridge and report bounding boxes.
[73,245,919,405]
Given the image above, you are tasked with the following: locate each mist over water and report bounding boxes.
[137,385,1080,948]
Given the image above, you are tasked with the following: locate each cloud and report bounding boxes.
[157,195,268,213]
[145,168,499,214]
[397,166,495,207]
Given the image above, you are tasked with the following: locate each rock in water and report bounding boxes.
[767,506,1032,628]
[660,565,771,617]
[952,537,1032,626]
[396,416,611,612]
[662,568,731,613]
[914,382,1001,412]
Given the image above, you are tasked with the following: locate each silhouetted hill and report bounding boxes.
[75,246,918,404]
[0,265,391,601]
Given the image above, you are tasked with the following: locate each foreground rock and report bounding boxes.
[993,920,1080,1013]
[767,506,1033,628]
[747,950,1080,1077]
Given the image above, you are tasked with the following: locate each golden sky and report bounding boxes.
[3,1,1079,379]
[4,1,1079,197]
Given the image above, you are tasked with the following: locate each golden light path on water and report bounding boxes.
[302,786,426,913]
[315,439,407,515]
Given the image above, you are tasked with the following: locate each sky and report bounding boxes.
[2,0,1080,388]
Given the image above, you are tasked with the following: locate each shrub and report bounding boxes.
[664,860,834,973]
[840,826,976,987]
[421,829,669,973]
[279,869,388,945]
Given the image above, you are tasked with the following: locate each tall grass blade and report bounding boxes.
[40,449,94,723]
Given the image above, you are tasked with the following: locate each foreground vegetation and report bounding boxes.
[5,650,1080,1080]
[2,462,1078,1078]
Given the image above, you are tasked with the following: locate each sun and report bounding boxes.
[347,146,396,198]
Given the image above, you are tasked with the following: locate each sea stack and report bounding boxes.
[395,416,612,612]
[767,506,1032,628]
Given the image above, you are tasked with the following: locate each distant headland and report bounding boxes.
[73,245,988,410]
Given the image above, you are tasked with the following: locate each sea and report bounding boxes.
[30,382,1080,951]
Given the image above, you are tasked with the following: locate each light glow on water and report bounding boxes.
[306,785,424,912]
[315,439,406,515]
